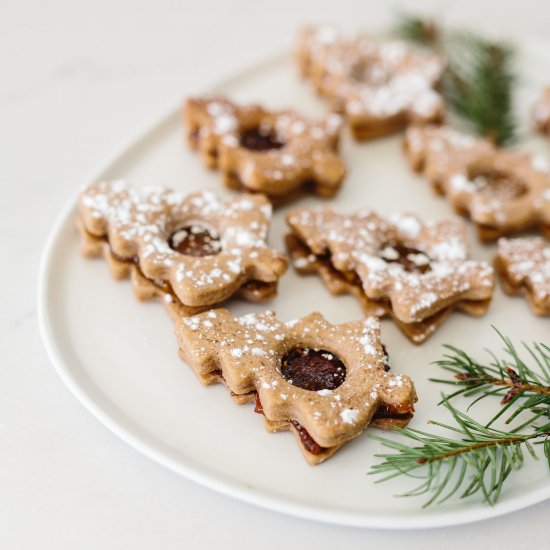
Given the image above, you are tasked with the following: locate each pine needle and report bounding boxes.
[370,330,550,507]
[432,328,550,425]
[392,13,439,48]
[392,14,518,145]
[370,398,550,507]
[443,33,517,145]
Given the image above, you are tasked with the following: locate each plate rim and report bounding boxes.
[38,44,550,530]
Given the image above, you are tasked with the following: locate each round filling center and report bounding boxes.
[468,169,527,200]
[379,242,431,274]
[168,224,221,257]
[280,347,346,391]
[240,126,285,151]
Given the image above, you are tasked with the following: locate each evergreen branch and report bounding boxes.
[432,330,550,423]
[443,33,518,145]
[371,331,550,507]
[392,14,518,145]
[370,398,550,507]
[392,13,439,48]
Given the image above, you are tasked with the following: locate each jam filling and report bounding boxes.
[168,224,221,257]
[286,233,464,330]
[290,420,324,455]
[240,126,285,151]
[281,347,346,391]
[111,250,138,265]
[468,168,527,200]
[379,242,431,274]
[254,395,327,455]
[381,343,390,371]
[372,402,415,421]
[189,128,200,144]
[110,250,177,296]
[87,229,268,302]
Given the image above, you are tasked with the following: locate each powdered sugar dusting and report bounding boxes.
[340,408,359,424]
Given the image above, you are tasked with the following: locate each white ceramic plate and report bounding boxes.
[39,40,550,529]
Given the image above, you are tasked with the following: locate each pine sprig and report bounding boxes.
[432,330,550,427]
[392,13,439,48]
[443,33,517,146]
[370,331,550,507]
[370,398,550,507]
[392,14,518,145]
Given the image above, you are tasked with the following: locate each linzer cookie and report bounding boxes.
[296,25,445,140]
[176,309,416,465]
[77,181,287,318]
[286,208,495,344]
[495,237,550,315]
[184,97,346,203]
[404,125,550,240]
[533,87,550,137]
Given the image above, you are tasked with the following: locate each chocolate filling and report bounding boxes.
[254,395,327,455]
[240,127,285,151]
[379,242,432,274]
[468,168,527,200]
[168,224,221,257]
[281,347,346,391]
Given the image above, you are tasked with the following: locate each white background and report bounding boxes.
[2,1,550,548]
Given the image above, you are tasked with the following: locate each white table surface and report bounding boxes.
[3,1,550,548]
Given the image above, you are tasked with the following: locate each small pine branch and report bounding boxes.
[371,330,550,507]
[392,14,518,146]
[443,33,518,145]
[370,398,550,507]
[392,13,439,48]
[432,329,550,427]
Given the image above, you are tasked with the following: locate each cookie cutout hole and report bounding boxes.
[468,168,528,200]
[280,347,346,391]
[379,242,431,274]
[240,126,285,151]
[168,224,221,257]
